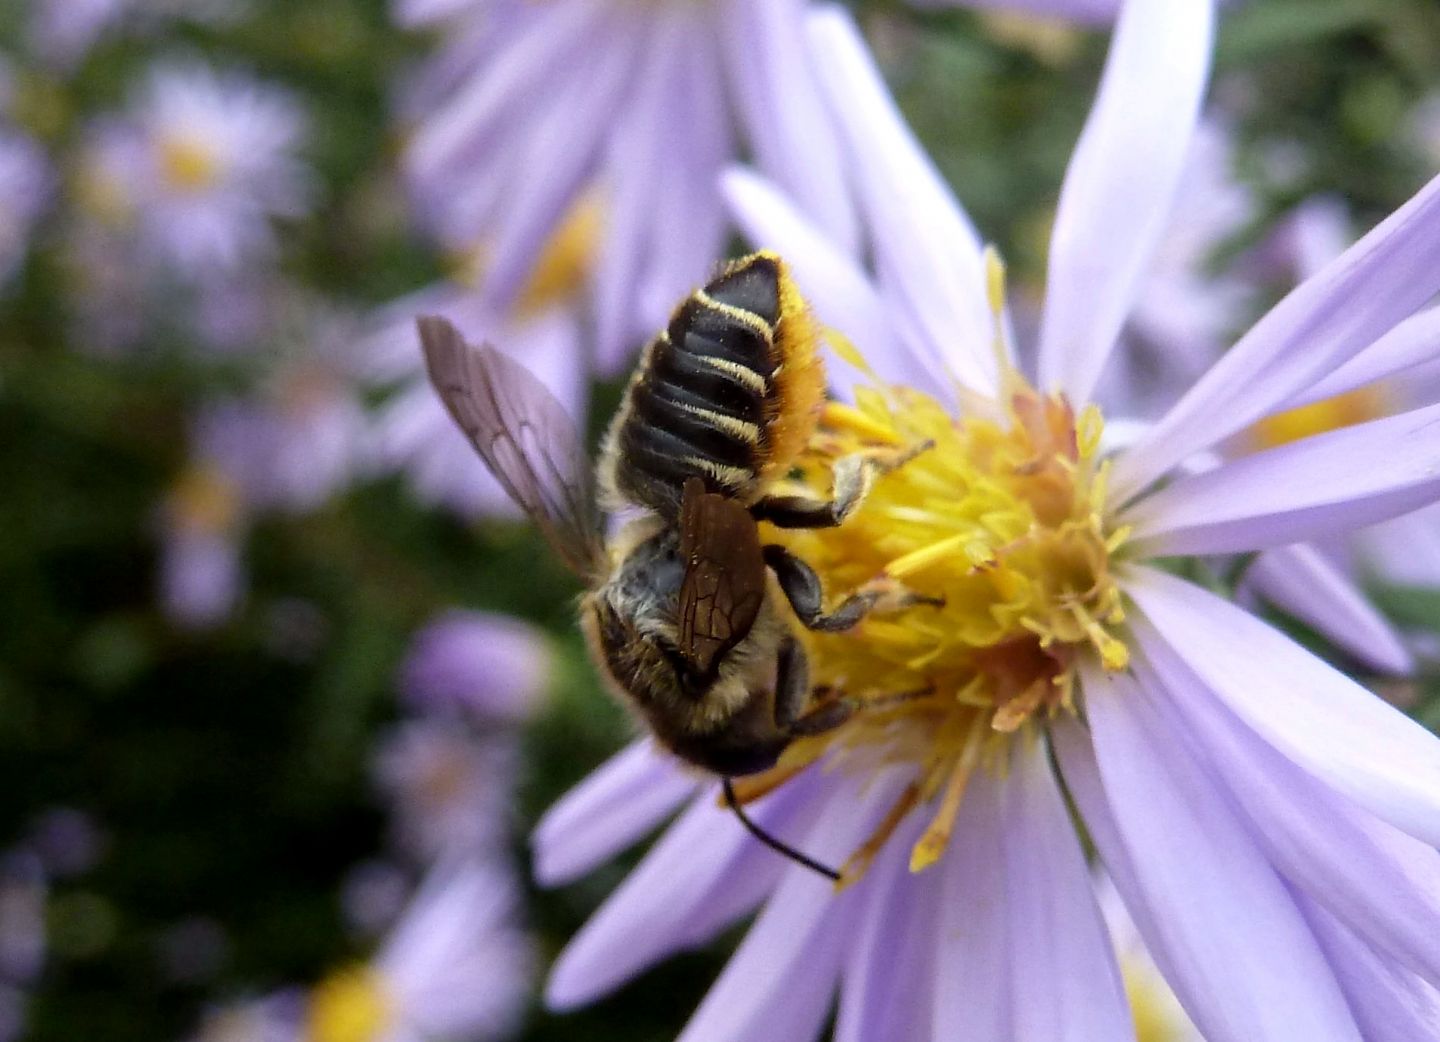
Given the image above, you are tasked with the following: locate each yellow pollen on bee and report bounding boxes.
[158,134,222,192]
[304,965,393,1042]
[1248,385,1389,450]
[763,361,1131,879]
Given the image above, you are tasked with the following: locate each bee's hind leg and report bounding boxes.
[750,441,934,530]
[773,636,853,737]
[763,545,941,634]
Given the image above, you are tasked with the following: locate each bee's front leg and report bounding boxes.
[773,636,853,738]
[750,441,933,530]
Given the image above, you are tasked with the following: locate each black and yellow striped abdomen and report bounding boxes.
[601,252,825,522]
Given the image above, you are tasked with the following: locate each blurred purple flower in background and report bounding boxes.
[397,610,550,725]
[25,0,133,70]
[536,3,1440,1038]
[25,0,247,72]
[73,61,310,279]
[0,129,51,288]
[394,0,855,374]
[1098,119,1255,420]
[157,402,263,628]
[369,0,859,520]
[188,992,305,1042]
[0,853,45,1042]
[374,721,517,864]
[303,857,534,1042]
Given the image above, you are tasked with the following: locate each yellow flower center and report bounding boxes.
[168,466,242,535]
[1124,957,1195,1042]
[979,13,1082,65]
[158,134,223,192]
[449,194,604,316]
[74,167,135,226]
[1247,385,1389,450]
[305,965,393,1042]
[741,371,1129,880]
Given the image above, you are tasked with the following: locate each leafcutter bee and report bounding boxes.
[419,252,930,878]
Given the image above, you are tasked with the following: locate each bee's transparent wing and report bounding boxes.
[418,316,606,578]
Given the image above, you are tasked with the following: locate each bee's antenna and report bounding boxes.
[722,778,840,883]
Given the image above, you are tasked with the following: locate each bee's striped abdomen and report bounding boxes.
[608,255,785,520]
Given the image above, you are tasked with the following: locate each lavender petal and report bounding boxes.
[806,5,995,397]
[1065,662,1361,1042]
[1115,171,1440,501]
[1127,565,1440,848]
[1245,544,1412,675]
[1136,638,1440,988]
[1125,401,1440,556]
[1036,0,1213,405]
[531,740,699,887]
[1001,738,1133,1040]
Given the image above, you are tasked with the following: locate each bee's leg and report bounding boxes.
[750,441,934,530]
[773,636,854,737]
[763,545,940,633]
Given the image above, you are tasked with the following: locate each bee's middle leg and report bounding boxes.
[763,545,939,633]
[773,636,853,737]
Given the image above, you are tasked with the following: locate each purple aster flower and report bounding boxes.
[303,857,534,1042]
[1217,198,1440,664]
[533,4,1440,1039]
[25,0,132,70]
[245,304,373,513]
[26,807,105,879]
[397,0,855,374]
[156,402,266,628]
[397,610,550,724]
[0,130,51,288]
[188,992,305,1042]
[73,60,310,279]
[1097,119,1255,421]
[26,0,245,71]
[373,721,517,862]
[0,854,44,988]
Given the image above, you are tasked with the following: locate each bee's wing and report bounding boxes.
[418,316,606,578]
[677,478,767,678]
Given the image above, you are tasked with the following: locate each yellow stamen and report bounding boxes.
[821,401,903,445]
[764,348,1131,872]
[839,784,921,889]
[886,534,971,580]
[909,756,974,873]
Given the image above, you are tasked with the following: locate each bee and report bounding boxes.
[419,252,927,877]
